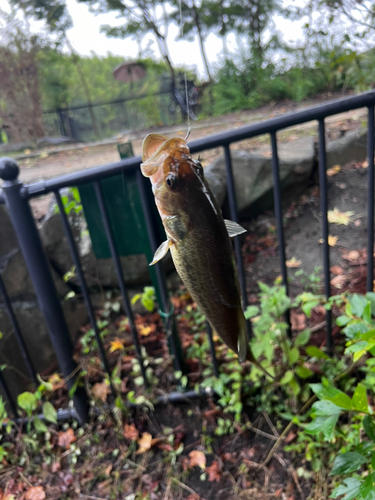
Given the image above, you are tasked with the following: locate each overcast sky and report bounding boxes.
[0,0,307,78]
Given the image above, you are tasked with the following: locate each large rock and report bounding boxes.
[0,298,89,398]
[325,128,367,168]
[40,197,162,290]
[208,136,316,214]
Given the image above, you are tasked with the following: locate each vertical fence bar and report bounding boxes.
[0,370,18,418]
[0,158,89,424]
[206,322,219,378]
[0,273,38,385]
[367,106,375,292]
[223,145,250,339]
[270,132,291,333]
[93,180,148,386]
[54,191,115,395]
[318,120,333,354]
[136,171,187,375]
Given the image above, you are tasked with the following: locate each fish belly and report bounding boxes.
[170,227,245,354]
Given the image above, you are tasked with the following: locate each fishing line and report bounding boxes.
[178,0,191,140]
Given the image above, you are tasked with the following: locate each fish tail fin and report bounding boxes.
[246,349,275,380]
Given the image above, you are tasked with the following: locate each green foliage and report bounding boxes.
[131,286,156,312]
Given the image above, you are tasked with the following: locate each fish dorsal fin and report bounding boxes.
[149,239,172,266]
[225,220,247,238]
[142,134,169,162]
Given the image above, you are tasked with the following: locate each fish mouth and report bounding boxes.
[141,134,190,178]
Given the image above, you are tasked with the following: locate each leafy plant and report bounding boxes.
[131,286,156,312]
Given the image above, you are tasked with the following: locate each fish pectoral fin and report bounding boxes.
[225,220,247,238]
[149,239,172,266]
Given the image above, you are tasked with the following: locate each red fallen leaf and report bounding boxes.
[25,487,46,500]
[275,488,283,497]
[222,452,237,463]
[123,424,139,441]
[206,461,221,482]
[188,450,206,469]
[330,265,343,275]
[157,443,173,452]
[58,428,76,448]
[342,250,361,261]
[285,431,297,444]
[290,312,306,331]
[331,274,347,289]
[51,462,61,473]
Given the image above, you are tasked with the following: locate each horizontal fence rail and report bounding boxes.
[0,90,375,423]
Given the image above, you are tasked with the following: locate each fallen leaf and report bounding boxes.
[319,235,338,246]
[291,312,306,331]
[331,274,346,289]
[0,494,15,500]
[24,149,31,155]
[91,382,110,402]
[188,450,206,469]
[109,339,124,353]
[362,159,368,168]
[25,487,45,500]
[330,266,343,275]
[104,464,112,477]
[206,461,222,482]
[124,424,139,441]
[343,250,360,261]
[51,461,61,473]
[58,428,77,448]
[328,207,355,226]
[286,257,302,268]
[139,325,153,337]
[136,432,153,454]
[327,164,341,176]
[285,431,297,444]
[336,182,347,189]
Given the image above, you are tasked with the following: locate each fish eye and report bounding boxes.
[166,173,178,190]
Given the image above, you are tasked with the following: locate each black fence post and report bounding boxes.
[0,158,89,425]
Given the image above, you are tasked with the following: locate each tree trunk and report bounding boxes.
[192,0,212,83]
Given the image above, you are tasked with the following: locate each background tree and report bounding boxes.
[0,10,45,142]
[87,0,177,86]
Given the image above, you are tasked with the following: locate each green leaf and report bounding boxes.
[142,296,154,311]
[312,400,343,416]
[336,315,350,326]
[33,416,48,433]
[131,294,142,305]
[350,294,368,318]
[330,452,367,475]
[43,402,57,423]
[310,383,352,409]
[363,302,372,324]
[366,292,375,316]
[280,370,294,385]
[244,305,259,319]
[288,347,299,365]
[17,392,37,414]
[352,384,368,413]
[306,345,330,359]
[363,415,375,442]
[330,478,361,500]
[305,415,339,440]
[359,472,375,499]
[343,321,370,339]
[295,329,311,346]
[302,300,320,317]
[289,377,300,397]
[295,365,313,379]
[345,341,369,354]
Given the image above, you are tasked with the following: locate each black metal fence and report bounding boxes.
[42,91,180,143]
[1,91,375,425]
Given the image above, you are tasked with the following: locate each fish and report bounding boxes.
[141,133,272,377]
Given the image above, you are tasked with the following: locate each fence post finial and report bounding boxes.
[0,157,20,182]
